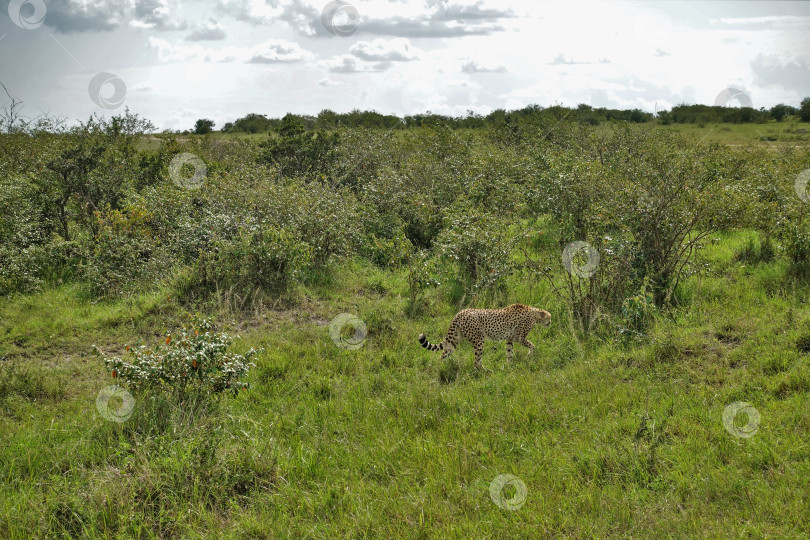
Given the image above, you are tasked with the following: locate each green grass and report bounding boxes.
[1,229,808,538]
[661,117,810,147]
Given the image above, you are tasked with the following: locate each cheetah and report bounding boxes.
[418,304,551,370]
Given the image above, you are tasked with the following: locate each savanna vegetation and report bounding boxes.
[1,102,809,538]
[216,97,810,133]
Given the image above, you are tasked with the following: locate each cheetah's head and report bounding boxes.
[534,308,551,326]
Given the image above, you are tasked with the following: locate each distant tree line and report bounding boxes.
[215,98,809,133]
[219,105,655,133]
[658,100,809,125]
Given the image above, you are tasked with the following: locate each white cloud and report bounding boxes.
[132,82,154,92]
[325,54,389,73]
[148,37,312,64]
[461,60,506,73]
[186,19,227,41]
[349,38,417,62]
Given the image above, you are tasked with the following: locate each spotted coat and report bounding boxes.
[418,304,551,370]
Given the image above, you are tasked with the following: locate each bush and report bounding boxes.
[405,249,439,316]
[0,173,65,294]
[601,128,741,304]
[435,205,517,297]
[94,317,258,403]
[190,224,312,298]
[786,223,810,276]
[619,279,656,341]
[257,115,339,179]
[364,227,414,269]
[84,203,165,297]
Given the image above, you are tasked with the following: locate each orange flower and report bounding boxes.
[112,370,117,378]
[125,345,129,351]
[192,360,197,368]
[166,336,171,345]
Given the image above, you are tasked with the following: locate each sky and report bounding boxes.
[0,0,808,130]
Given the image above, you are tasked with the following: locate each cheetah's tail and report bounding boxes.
[418,333,443,351]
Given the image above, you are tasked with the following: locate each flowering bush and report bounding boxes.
[93,318,258,401]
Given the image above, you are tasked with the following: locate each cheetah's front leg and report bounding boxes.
[520,337,535,355]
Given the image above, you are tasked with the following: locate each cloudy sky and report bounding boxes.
[1,0,808,130]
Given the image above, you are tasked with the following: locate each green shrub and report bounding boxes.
[94,317,258,402]
[435,205,516,297]
[0,174,65,294]
[405,249,439,316]
[602,128,741,304]
[257,115,339,179]
[786,223,810,276]
[619,279,656,341]
[84,204,165,297]
[191,224,311,297]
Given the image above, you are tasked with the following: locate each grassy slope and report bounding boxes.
[1,229,808,538]
[661,117,810,147]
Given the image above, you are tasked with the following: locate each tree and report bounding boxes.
[770,104,789,122]
[657,110,673,125]
[800,97,810,122]
[43,110,154,240]
[194,118,215,134]
[0,82,25,133]
[0,82,64,133]
[257,114,340,179]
